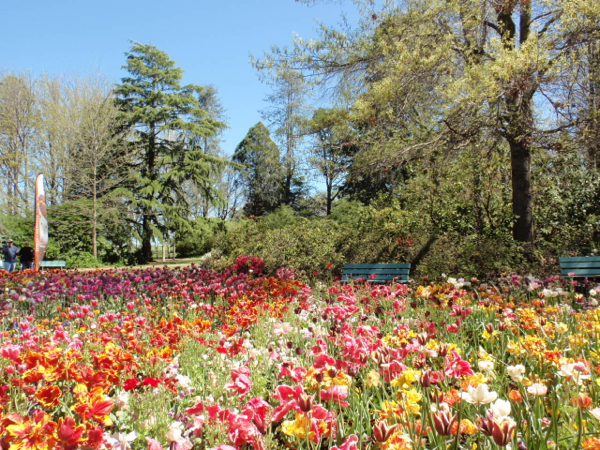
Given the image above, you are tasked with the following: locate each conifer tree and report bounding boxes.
[233,122,283,217]
[115,42,226,261]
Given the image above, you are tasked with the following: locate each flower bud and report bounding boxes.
[298,394,314,413]
[373,420,398,443]
[420,370,432,388]
[476,416,494,437]
[438,345,449,358]
[492,417,516,447]
[432,410,456,436]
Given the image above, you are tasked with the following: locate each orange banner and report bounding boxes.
[34,174,48,271]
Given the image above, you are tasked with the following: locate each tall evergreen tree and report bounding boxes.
[115,42,226,261]
[233,122,283,217]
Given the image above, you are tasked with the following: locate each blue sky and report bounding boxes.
[1,0,357,155]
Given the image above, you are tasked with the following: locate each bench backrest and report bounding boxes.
[40,260,67,268]
[342,263,410,284]
[558,256,600,277]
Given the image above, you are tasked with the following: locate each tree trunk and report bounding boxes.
[497,5,534,242]
[509,138,533,242]
[141,215,153,262]
[588,41,600,169]
[92,167,97,259]
[326,181,332,216]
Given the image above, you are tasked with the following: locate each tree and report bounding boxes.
[0,72,38,215]
[306,107,354,214]
[182,85,230,219]
[262,0,600,243]
[258,67,310,206]
[63,75,130,259]
[233,122,284,217]
[35,74,83,206]
[115,42,227,262]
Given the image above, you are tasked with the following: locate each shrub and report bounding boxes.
[212,217,347,279]
[413,232,529,281]
[176,217,227,258]
[65,252,102,269]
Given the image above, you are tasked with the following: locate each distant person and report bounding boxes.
[2,239,19,272]
[19,241,34,270]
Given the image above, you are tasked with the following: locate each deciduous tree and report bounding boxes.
[266,0,600,242]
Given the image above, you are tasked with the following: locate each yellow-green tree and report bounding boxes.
[266,0,600,242]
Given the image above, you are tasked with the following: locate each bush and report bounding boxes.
[65,252,102,269]
[410,233,516,281]
[212,216,347,279]
[176,217,227,258]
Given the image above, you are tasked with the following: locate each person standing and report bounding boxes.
[19,241,34,270]
[2,239,19,272]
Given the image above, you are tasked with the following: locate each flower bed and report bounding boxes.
[0,263,599,450]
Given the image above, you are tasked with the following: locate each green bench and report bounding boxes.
[558,256,600,279]
[40,260,67,269]
[342,263,410,284]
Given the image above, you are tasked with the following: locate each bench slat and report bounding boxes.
[343,268,410,274]
[40,260,67,268]
[344,264,411,269]
[559,262,600,269]
[559,257,600,278]
[560,269,600,277]
[342,275,409,280]
[559,257,600,263]
[342,263,410,284]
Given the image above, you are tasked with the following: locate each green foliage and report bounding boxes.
[115,41,227,261]
[214,215,345,278]
[534,151,600,257]
[0,214,34,244]
[48,203,93,258]
[65,252,102,269]
[414,233,528,281]
[258,205,300,229]
[176,217,227,258]
[233,122,284,217]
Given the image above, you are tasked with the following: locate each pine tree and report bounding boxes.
[115,42,226,261]
[233,122,283,217]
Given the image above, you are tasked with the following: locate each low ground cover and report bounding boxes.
[0,259,599,450]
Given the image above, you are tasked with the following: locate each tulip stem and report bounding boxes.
[452,402,462,450]
[574,407,584,450]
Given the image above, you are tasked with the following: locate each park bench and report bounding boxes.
[40,260,67,269]
[342,263,410,284]
[558,256,600,279]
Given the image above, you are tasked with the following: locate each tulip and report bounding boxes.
[432,410,457,436]
[460,383,498,405]
[373,420,399,442]
[491,417,516,447]
[571,393,593,409]
[298,394,314,413]
[477,416,494,436]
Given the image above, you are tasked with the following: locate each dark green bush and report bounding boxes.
[176,217,227,258]
[412,233,528,281]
